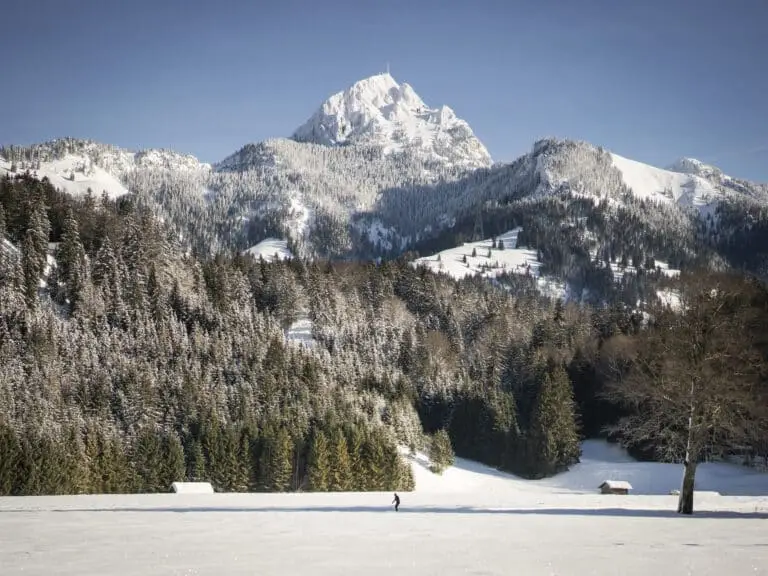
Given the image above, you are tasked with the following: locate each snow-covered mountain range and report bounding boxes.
[2,73,767,289]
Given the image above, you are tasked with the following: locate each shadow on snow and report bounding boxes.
[5,505,767,519]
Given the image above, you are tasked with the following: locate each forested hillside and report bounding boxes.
[1,173,767,496]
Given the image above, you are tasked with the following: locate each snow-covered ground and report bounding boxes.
[413,228,566,298]
[2,440,766,575]
[0,154,129,199]
[243,238,293,261]
[611,152,720,213]
[285,317,316,348]
[607,258,681,283]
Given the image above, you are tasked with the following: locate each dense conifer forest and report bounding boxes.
[1,173,767,495]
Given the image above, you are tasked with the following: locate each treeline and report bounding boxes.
[0,418,411,496]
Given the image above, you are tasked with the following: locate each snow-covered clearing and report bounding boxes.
[285,317,316,348]
[0,154,129,199]
[243,238,293,261]
[414,229,566,299]
[1,440,766,575]
[608,259,681,282]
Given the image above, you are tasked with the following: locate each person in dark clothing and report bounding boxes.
[392,493,400,511]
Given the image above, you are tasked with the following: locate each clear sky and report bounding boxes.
[2,0,767,181]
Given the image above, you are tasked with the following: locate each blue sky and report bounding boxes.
[2,0,767,180]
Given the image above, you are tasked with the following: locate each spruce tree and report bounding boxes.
[21,202,49,309]
[163,433,187,488]
[134,428,164,492]
[347,427,365,489]
[428,429,454,474]
[329,428,352,491]
[259,427,293,492]
[307,429,330,491]
[56,207,87,313]
[0,424,21,495]
[527,364,580,477]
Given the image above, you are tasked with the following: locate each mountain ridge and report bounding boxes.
[2,75,768,277]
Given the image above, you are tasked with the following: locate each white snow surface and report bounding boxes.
[170,482,214,494]
[242,238,293,261]
[414,228,538,279]
[292,73,492,169]
[1,439,766,575]
[285,317,316,348]
[0,154,129,199]
[413,228,566,299]
[611,152,720,211]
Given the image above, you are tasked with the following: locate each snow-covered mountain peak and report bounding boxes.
[667,157,723,179]
[292,73,492,169]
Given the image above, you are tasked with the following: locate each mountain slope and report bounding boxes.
[668,157,768,204]
[610,152,720,212]
[0,153,130,199]
[292,73,492,169]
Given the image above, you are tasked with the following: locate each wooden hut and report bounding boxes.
[599,480,632,495]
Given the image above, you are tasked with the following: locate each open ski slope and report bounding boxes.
[1,440,766,576]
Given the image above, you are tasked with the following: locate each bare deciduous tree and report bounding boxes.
[601,273,768,514]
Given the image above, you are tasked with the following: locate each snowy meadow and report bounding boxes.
[2,441,767,576]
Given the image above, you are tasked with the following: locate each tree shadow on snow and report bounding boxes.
[6,505,767,519]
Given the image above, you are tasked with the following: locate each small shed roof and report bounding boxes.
[170,481,214,494]
[599,480,632,490]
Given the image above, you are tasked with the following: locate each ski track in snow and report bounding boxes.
[1,440,766,575]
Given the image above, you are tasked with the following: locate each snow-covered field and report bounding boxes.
[1,440,766,575]
[0,154,129,199]
[414,228,539,280]
[413,228,566,299]
[243,238,293,261]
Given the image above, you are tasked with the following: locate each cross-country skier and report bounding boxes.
[392,493,400,511]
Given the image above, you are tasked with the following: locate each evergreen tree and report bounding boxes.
[527,364,580,477]
[163,433,187,488]
[21,202,49,309]
[55,207,87,313]
[134,428,165,492]
[307,429,330,491]
[259,427,293,492]
[329,428,352,491]
[428,429,455,474]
